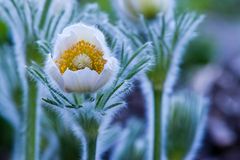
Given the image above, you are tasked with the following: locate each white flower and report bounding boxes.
[51,0,73,14]
[46,23,119,93]
[118,0,170,19]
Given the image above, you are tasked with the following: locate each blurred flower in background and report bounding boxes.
[50,0,73,13]
[117,0,171,19]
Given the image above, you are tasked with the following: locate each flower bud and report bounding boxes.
[46,23,119,93]
[119,0,170,19]
[51,0,73,13]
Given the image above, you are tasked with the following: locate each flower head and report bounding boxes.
[46,23,119,93]
[118,0,170,19]
[51,0,73,14]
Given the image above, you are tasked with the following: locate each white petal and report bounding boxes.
[94,56,119,90]
[95,35,111,57]
[53,23,109,58]
[104,56,120,72]
[62,68,100,93]
[53,31,79,59]
[68,23,105,51]
[64,23,106,46]
[45,56,64,89]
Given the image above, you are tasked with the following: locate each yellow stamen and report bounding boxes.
[55,40,106,74]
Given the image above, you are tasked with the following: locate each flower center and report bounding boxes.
[55,40,106,74]
[72,54,92,70]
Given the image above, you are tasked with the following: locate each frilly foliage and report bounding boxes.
[0,45,21,129]
[117,12,204,91]
[166,91,208,160]
[114,2,206,160]
[1,0,146,159]
[27,13,152,159]
[0,0,208,160]
[110,118,147,160]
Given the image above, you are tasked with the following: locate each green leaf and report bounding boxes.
[104,102,125,111]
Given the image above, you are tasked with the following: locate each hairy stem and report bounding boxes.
[25,79,40,160]
[153,88,162,160]
[79,114,100,160]
[78,114,100,160]
[24,42,42,160]
[86,135,98,160]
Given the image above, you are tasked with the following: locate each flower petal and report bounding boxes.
[45,56,64,89]
[69,23,106,51]
[53,31,79,59]
[62,68,100,92]
[94,56,119,90]
[53,23,111,59]
[50,23,119,93]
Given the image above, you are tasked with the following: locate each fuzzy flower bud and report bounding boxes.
[51,0,73,13]
[46,23,119,93]
[118,0,170,19]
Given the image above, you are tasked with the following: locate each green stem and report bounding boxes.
[86,136,98,160]
[25,79,40,160]
[153,88,162,160]
[79,114,99,160]
[23,42,42,160]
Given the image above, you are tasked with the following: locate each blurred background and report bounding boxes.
[1,0,240,159]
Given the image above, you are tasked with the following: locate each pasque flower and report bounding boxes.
[46,23,119,93]
[118,0,170,19]
[51,0,73,13]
